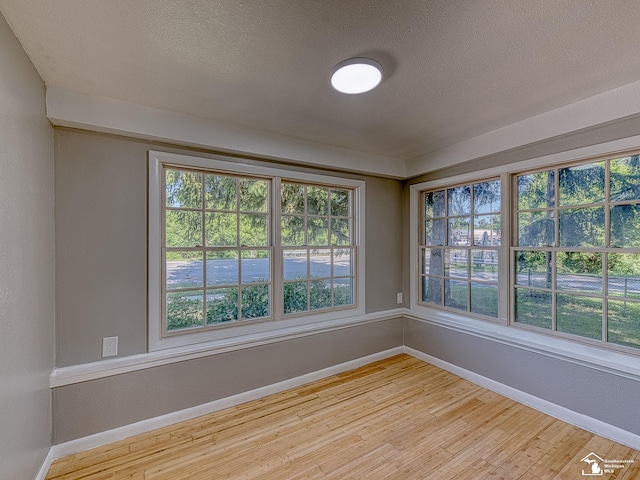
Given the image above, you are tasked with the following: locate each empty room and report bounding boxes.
[2,1,640,479]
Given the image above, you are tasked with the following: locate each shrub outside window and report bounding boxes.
[164,169,272,333]
[281,182,355,314]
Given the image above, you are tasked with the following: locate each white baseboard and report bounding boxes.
[403,346,640,451]
[34,447,56,480]
[46,346,404,464]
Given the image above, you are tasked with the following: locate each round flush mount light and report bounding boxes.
[330,57,383,94]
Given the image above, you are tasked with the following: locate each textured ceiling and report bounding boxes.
[2,0,640,164]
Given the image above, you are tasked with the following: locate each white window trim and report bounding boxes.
[149,150,366,351]
[410,134,640,359]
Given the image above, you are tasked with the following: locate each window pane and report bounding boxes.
[422,248,444,277]
[473,215,500,246]
[556,252,602,294]
[281,215,305,246]
[205,212,237,247]
[333,278,353,306]
[239,214,268,246]
[281,183,305,214]
[445,249,468,279]
[239,179,268,212]
[515,251,552,289]
[425,219,446,246]
[518,211,554,247]
[166,291,203,331]
[166,170,202,209]
[447,186,470,216]
[610,156,640,202]
[514,289,552,329]
[608,300,640,349]
[445,280,468,310]
[422,277,443,305]
[474,180,501,213]
[610,204,640,248]
[206,251,238,286]
[284,281,308,313]
[166,251,203,289]
[332,249,352,277]
[284,249,307,280]
[471,250,498,282]
[166,210,203,248]
[425,190,446,218]
[559,162,605,206]
[556,294,602,340]
[448,217,471,246]
[471,283,498,317]
[205,174,236,211]
[310,279,332,310]
[559,207,605,247]
[518,171,555,210]
[331,189,350,217]
[241,284,270,319]
[206,288,238,324]
[330,218,351,245]
[608,253,640,298]
[308,187,329,215]
[308,217,329,245]
[309,249,331,278]
[241,250,270,284]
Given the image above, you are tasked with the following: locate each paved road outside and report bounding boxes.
[167,254,351,289]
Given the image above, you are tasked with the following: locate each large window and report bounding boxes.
[419,179,501,318]
[514,156,640,350]
[281,182,355,314]
[415,153,640,354]
[164,169,272,332]
[149,152,364,350]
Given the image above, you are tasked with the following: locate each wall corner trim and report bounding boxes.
[50,309,404,388]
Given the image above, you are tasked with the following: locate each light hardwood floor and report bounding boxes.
[46,354,640,479]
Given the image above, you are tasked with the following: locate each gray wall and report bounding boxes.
[55,128,404,367]
[53,318,403,442]
[0,11,55,480]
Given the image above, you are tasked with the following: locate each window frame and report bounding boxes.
[410,145,640,357]
[511,157,640,352]
[418,178,504,320]
[149,151,365,352]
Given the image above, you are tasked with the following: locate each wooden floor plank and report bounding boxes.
[45,354,639,479]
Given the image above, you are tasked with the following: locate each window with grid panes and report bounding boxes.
[164,168,272,332]
[281,182,355,314]
[514,155,640,350]
[419,179,501,318]
[156,159,362,342]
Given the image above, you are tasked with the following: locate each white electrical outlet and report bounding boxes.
[102,336,118,357]
[397,292,403,304]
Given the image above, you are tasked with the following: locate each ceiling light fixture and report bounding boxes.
[330,57,383,94]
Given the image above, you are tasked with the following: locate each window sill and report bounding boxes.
[50,308,403,388]
[406,305,640,382]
